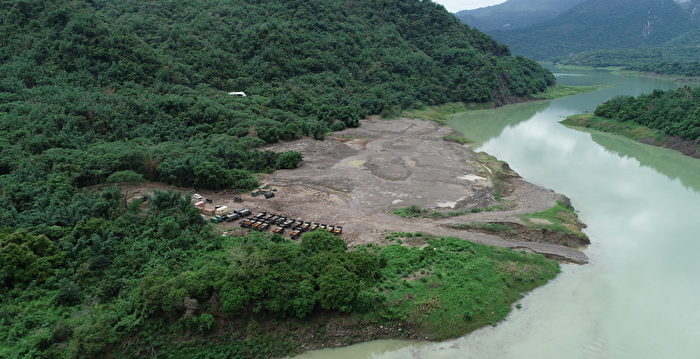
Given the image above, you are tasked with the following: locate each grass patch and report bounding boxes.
[520,200,587,239]
[375,237,560,339]
[391,204,507,219]
[533,84,608,100]
[442,134,473,145]
[562,114,665,142]
[398,102,492,125]
[448,222,516,235]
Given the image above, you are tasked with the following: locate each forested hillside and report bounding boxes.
[0,0,559,358]
[594,87,700,141]
[0,0,554,227]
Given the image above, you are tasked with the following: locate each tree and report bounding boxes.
[275,151,303,169]
[300,230,347,254]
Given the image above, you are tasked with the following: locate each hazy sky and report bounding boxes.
[434,0,507,12]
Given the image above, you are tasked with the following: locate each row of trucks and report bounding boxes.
[210,208,253,223]
[240,212,342,239]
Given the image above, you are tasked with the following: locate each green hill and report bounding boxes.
[0,0,554,223]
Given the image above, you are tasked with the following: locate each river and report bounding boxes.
[294,68,700,358]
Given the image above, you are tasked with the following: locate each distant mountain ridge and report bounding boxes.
[455,0,587,31]
[457,0,700,62]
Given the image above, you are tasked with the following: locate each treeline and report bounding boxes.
[0,0,554,228]
[561,46,700,77]
[594,87,700,141]
[0,190,558,358]
[625,62,700,77]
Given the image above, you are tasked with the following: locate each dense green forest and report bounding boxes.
[0,190,558,358]
[594,87,700,141]
[0,0,560,357]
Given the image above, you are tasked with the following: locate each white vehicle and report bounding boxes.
[193,193,202,200]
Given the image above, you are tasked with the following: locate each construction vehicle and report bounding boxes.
[332,226,343,235]
[210,215,224,223]
[234,196,243,203]
[272,227,285,234]
[290,230,302,240]
[238,209,252,217]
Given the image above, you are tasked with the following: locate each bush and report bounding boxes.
[275,151,303,170]
[106,170,144,183]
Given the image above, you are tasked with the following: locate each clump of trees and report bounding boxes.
[594,87,700,141]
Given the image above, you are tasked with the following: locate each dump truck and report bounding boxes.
[333,226,343,235]
[272,227,285,234]
[290,230,301,240]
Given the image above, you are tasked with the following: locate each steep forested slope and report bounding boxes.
[455,0,586,32]
[489,0,699,61]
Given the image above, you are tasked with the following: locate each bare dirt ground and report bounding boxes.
[122,118,588,264]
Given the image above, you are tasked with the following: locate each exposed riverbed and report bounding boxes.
[294,68,700,358]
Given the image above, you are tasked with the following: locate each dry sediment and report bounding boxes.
[259,118,588,264]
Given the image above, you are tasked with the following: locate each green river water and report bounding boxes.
[294,68,700,358]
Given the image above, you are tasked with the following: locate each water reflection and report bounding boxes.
[295,68,700,359]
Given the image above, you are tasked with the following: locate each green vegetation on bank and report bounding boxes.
[400,103,493,125]
[563,114,665,142]
[442,134,474,145]
[532,84,608,99]
[561,46,700,78]
[593,87,700,141]
[0,191,559,358]
[520,200,588,239]
[399,84,604,126]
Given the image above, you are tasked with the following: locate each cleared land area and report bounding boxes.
[122,118,588,263]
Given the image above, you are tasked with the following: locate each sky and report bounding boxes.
[433,0,507,12]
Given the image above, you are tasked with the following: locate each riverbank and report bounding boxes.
[398,84,607,125]
[554,64,700,83]
[563,114,700,159]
